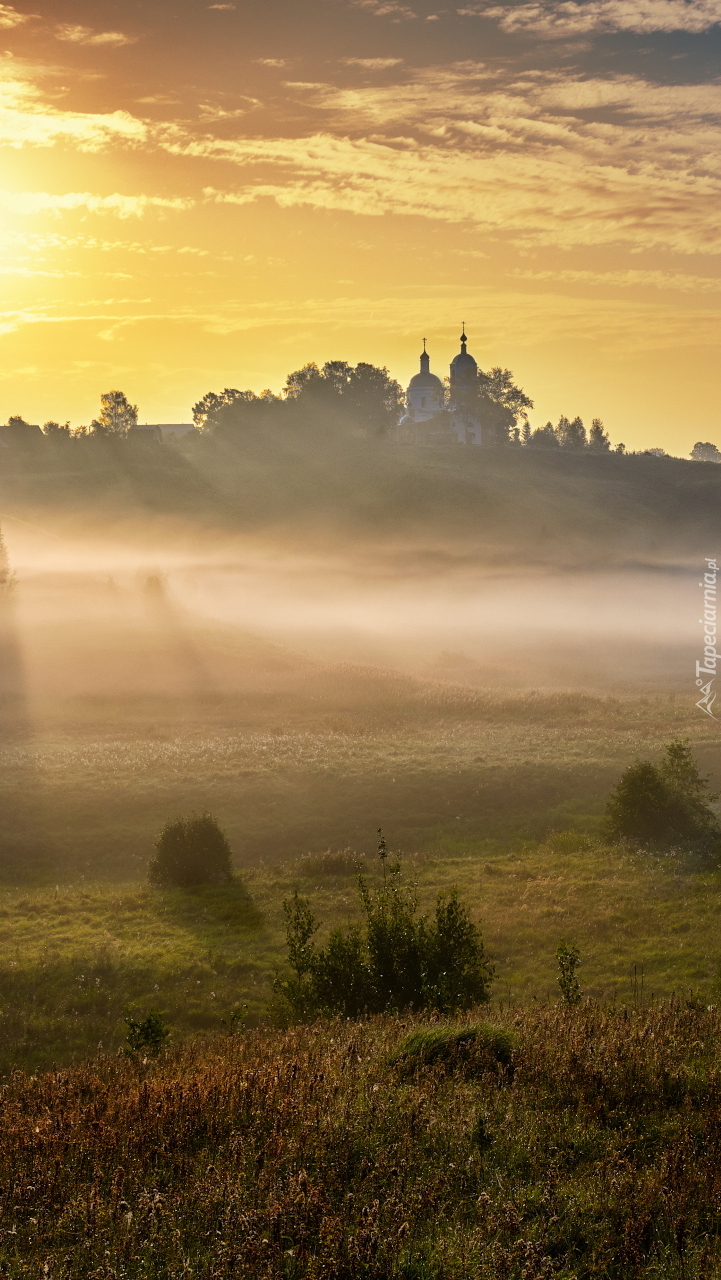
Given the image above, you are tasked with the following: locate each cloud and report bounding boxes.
[0,4,34,29]
[342,57,405,67]
[199,97,261,119]
[255,58,288,66]
[192,73,721,256]
[469,0,721,36]
[0,64,147,148]
[208,3,236,8]
[512,268,721,292]
[0,189,193,217]
[351,0,418,17]
[54,24,137,47]
[5,54,721,260]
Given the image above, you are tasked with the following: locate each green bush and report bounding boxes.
[278,831,494,1018]
[149,812,234,888]
[124,1010,169,1057]
[603,739,720,856]
[389,1023,514,1076]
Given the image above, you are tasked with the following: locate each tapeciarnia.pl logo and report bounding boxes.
[696,557,718,718]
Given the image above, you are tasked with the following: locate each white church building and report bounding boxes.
[399,329,483,445]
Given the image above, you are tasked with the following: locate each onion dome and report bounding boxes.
[409,346,444,393]
[449,328,478,385]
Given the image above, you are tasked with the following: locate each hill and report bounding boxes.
[2,437,719,567]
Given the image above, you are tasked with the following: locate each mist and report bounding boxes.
[1,434,718,886]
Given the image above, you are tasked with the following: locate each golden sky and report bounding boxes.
[1,0,720,450]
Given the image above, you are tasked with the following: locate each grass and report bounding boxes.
[2,1003,721,1276]
[0,830,720,1074]
[389,1024,516,1074]
[2,683,718,880]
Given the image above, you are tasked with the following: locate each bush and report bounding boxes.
[149,812,234,888]
[124,1010,169,1057]
[278,831,494,1018]
[389,1023,514,1076]
[556,939,582,1006]
[603,739,720,856]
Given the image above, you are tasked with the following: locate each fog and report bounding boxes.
[1,513,699,704]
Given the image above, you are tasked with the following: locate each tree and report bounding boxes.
[192,388,250,429]
[277,831,494,1018]
[528,422,560,449]
[283,360,404,435]
[589,418,611,451]
[603,739,721,855]
[43,421,71,440]
[149,812,234,888]
[691,442,721,463]
[92,391,138,437]
[558,415,587,450]
[479,367,533,428]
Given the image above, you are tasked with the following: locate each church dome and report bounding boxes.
[405,345,445,423]
[409,369,444,391]
[450,329,477,382]
[408,347,443,392]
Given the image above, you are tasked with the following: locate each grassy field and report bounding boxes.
[1,827,720,1075]
[1,668,720,1072]
[2,679,717,881]
[2,1002,721,1277]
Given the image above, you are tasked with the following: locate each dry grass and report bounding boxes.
[1,1003,720,1277]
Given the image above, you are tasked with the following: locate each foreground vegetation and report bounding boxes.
[2,1002,721,1277]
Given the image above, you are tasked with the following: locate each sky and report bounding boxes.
[0,0,720,451]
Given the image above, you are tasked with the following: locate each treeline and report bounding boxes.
[4,355,716,460]
[1,357,616,453]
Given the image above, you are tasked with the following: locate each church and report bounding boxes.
[398,330,483,446]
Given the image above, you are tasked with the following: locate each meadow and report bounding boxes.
[1,654,719,1073]
[1,821,720,1075]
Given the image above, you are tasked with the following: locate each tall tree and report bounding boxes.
[588,418,611,451]
[92,391,138,437]
[558,415,587,450]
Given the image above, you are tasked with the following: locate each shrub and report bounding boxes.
[603,738,720,856]
[124,1010,169,1057]
[149,812,234,888]
[556,939,582,1006]
[278,831,494,1018]
[389,1023,514,1076]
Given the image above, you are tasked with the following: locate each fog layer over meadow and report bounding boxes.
[0,516,701,702]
